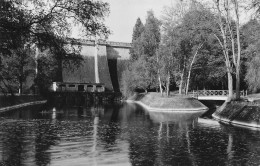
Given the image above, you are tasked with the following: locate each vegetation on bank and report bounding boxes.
[129,92,207,110]
[121,0,260,101]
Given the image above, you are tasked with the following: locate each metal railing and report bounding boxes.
[188,90,247,98]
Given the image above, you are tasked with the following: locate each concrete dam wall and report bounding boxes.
[62,40,131,92]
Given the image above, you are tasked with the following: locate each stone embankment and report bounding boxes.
[127,92,208,112]
[0,95,47,113]
[213,100,260,128]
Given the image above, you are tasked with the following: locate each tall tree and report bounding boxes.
[161,0,193,95]
[121,10,161,96]
[242,19,260,92]
[212,0,245,100]
[142,10,162,94]
[142,10,161,57]
[161,1,218,95]
[130,18,144,61]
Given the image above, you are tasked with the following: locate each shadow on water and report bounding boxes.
[0,102,260,165]
[199,100,225,118]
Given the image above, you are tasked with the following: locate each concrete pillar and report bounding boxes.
[94,39,100,83]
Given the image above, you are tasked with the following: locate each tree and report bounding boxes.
[245,55,260,92]
[121,56,156,96]
[179,5,212,95]
[141,10,162,94]
[161,2,219,95]
[212,0,243,100]
[142,10,161,57]
[0,0,110,94]
[130,18,144,61]
[242,19,260,92]
[157,44,176,96]
[121,11,161,96]
[161,0,193,95]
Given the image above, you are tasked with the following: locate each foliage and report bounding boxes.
[34,55,57,95]
[242,19,260,92]
[121,11,161,97]
[121,56,157,96]
[245,55,260,92]
[161,2,225,94]
[142,10,161,57]
[0,0,110,94]
[130,18,144,61]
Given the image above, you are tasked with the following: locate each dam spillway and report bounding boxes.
[62,40,131,92]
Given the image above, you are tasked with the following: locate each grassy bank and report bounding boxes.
[0,95,46,109]
[128,92,208,111]
[213,100,260,128]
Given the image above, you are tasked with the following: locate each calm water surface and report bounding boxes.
[0,103,260,166]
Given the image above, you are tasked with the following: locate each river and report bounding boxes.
[0,102,260,166]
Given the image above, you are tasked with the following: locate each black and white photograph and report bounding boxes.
[1,0,260,165]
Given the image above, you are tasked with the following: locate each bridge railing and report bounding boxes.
[189,90,247,98]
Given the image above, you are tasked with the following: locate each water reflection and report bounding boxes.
[0,103,260,165]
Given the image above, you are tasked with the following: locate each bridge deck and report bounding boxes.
[198,96,228,101]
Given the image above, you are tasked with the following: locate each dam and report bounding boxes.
[62,39,131,92]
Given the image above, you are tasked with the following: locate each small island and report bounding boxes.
[127,92,208,112]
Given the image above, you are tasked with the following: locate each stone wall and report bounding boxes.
[213,101,260,128]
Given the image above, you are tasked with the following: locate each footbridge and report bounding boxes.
[189,90,248,101]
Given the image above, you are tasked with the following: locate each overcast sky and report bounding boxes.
[71,0,176,43]
[101,0,175,43]
[71,0,252,43]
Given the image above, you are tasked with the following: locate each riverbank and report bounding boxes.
[0,95,47,112]
[127,92,208,112]
[213,99,260,128]
[0,100,47,113]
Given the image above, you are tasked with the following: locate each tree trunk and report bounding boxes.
[185,43,204,95]
[179,67,185,95]
[158,74,163,96]
[156,50,163,96]
[235,69,240,99]
[19,77,23,95]
[227,71,233,101]
[185,70,191,95]
[234,0,241,100]
[214,0,234,101]
[166,71,170,96]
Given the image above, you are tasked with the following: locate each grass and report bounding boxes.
[131,92,207,109]
[247,93,260,98]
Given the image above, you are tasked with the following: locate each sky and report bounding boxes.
[72,0,176,43]
[72,0,253,43]
[101,0,175,43]
[102,0,175,43]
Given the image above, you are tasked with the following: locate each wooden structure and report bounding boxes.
[52,82,105,92]
[49,82,121,104]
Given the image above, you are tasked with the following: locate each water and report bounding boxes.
[1,103,260,166]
